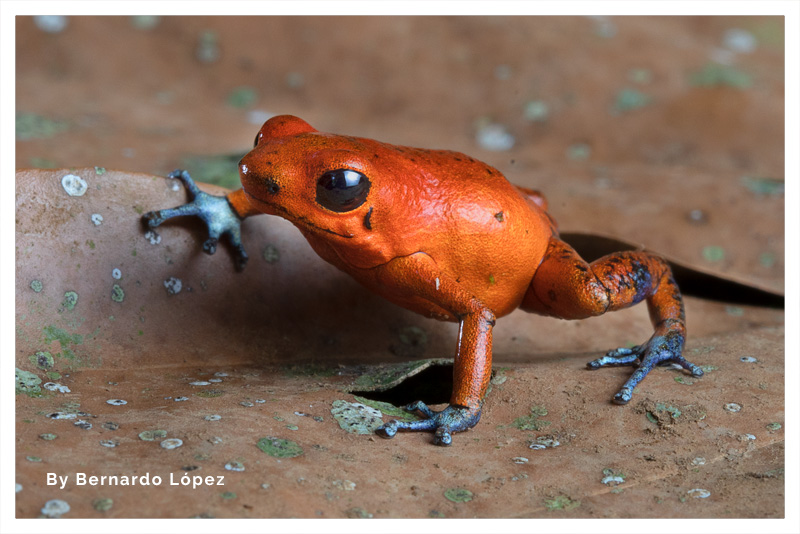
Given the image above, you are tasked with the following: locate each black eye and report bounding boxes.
[253,133,260,148]
[316,169,371,212]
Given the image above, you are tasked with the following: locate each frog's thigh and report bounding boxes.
[520,238,670,320]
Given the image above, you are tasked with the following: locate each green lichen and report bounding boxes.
[702,245,726,263]
[567,143,591,161]
[345,507,373,518]
[92,498,113,512]
[352,396,419,422]
[611,88,652,114]
[257,437,303,458]
[741,176,784,196]
[111,284,125,303]
[16,112,69,140]
[220,491,237,500]
[39,433,57,441]
[628,68,653,84]
[331,400,384,434]
[524,100,550,122]
[646,402,682,424]
[30,351,54,370]
[491,369,508,386]
[444,488,473,503]
[227,86,258,108]
[43,325,83,346]
[40,323,101,368]
[660,403,681,418]
[512,405,551,431]
[195,30,220,63]
[61,291,79,311]
[759,253,777,268]
[758,468,784,479]
[30,280,43,292]
[15,368,42,396]
[690,63,752,88]
[544,495,580,511]
[262,244,280,263]
[130,15,160,30]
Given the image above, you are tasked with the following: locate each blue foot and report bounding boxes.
[142,170,248,271]
[375,401,481,446]
[586,331,702,405]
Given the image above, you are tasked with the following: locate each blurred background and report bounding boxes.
[13,15,789,520]
[15,15,785,292]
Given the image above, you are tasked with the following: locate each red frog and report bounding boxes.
[143,115,703,446]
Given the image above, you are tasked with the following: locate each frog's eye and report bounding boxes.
[253,133,260,148]
[315,169,371,213]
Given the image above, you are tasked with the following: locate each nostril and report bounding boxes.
[265,178,280,195]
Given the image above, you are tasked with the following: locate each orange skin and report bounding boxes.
[145,115,703,446]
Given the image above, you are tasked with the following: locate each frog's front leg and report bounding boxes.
[142,170,261,271]
[373,253,494,446]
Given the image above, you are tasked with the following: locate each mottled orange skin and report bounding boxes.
[222,115,691,441]
[236,116,554,316]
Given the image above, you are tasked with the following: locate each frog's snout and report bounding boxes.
[239,159,281,197]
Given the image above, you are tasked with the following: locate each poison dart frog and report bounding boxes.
[143,115,703,446]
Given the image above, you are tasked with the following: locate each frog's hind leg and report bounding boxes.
[520,237,703,404]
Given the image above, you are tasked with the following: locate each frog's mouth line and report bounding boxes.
[243,190,354,239]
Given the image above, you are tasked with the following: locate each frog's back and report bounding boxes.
[365,141,554,318]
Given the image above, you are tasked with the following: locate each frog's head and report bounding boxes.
[239,115,383,243]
